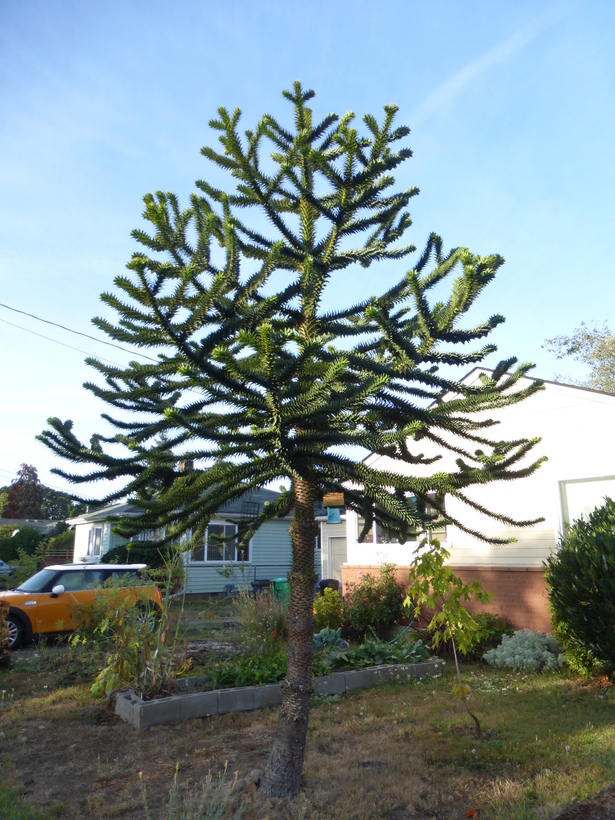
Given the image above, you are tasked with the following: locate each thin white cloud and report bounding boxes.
[409,3,574,129]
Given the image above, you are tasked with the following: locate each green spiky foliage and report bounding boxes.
[39,83,544,799]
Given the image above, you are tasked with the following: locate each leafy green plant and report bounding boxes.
[483,629,562,672]
[313,627,349,653]
[76,551,189,699]
[203,651,287,689]
[7,547,42,588]
[0,525,43,562]
[232,588,287,654]
[461,612,514,661]
[104,539,173,571]
[313,627,349,668]
[406,539,492,736]
[313,634,428,675]
[545,497,615,679]
[343,564,405,640]
[343,636,428,669]
[552,622,605,680]
[313,587,343,632]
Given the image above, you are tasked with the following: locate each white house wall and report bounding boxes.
[73,521,119,562]
[347,376,615,569]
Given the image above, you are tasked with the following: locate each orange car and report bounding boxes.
[1,563,162,649]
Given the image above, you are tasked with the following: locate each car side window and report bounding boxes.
[107,571,141,587]
[55,570,104,591]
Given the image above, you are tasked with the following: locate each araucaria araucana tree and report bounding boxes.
[40,83,544,799]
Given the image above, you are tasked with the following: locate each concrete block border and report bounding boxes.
[114,659,445,730]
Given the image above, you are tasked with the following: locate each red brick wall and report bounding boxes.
[341,564,551,633]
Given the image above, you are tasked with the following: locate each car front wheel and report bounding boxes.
[6,614,24,650]
[135,604,161,633]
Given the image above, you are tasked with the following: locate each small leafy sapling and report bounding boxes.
[405,538,491,736]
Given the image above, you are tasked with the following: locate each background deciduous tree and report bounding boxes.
[3,464,44,519]
[39,84,544,799]
[544,322,615,393]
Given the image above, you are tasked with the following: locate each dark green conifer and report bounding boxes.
[39,83,544,798]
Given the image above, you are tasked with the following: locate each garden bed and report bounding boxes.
[114,658,446,729]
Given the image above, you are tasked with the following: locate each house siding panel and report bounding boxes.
[184,518,294,594]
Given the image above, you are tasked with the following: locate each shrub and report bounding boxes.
[461,612,514,661]
[203,650,287,689]
[232,588,287,654]
[544,497,615,679]
[77,552,188,699]
[104,541,185,592]
[483,629,561,672]
[313,634,429,676]
[7,548,42,588]
[0,525,43,562]
[343,564,405,640]
[314,588,343,632]
[104,540,170,570]
[43,527,74,555]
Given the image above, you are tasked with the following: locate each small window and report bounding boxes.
[55,570,104,591]
[357,516,374,543]
[190,522,249,563]
[87,526,103,557]
[376,521,400,544]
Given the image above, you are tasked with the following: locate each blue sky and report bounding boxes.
[1,0,614,496]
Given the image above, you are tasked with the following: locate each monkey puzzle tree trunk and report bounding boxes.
[260,477,318,800]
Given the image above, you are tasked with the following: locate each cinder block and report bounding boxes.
[345,668,381,691]
[253,683,283,709]
[312,672,346,696]
[114,690,141,728]
[218,686,255,714]
[180,691,219,720]
[139,696,182,730]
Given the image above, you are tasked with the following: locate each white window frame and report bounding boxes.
[87,526,103,557]
[189,521,251,564]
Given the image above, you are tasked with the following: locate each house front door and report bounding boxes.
[328,536,347,583]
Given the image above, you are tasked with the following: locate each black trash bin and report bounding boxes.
[251,579,271,595]
[318,578,340,596]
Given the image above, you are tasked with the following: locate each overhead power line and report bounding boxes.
[0,302,158,362]
[0,316,125,367]
[0,466,77,495]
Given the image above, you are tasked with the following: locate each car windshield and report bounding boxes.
[16,569,57,593]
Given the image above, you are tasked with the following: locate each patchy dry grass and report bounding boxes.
[1,645,615,818]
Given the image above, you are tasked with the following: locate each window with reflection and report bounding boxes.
[190,522,249,562]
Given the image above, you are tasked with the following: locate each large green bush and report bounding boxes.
[313,588,344,632]
[0,525,43,562]
[103,540,170,569]
[461,612,514,661]
[343,564,405,640]
[545,497,615,678]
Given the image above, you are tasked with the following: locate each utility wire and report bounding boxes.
[0,317,125,367]
[0,301,158,362]
[0,467,77,495]
[0,313,206,402]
